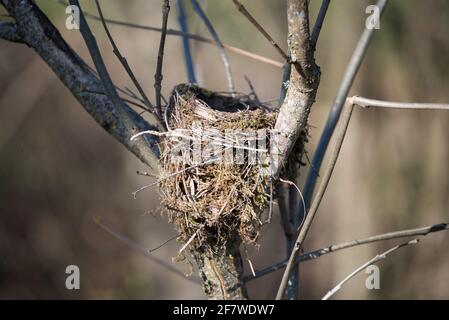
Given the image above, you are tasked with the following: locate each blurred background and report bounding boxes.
[0,0,448,299]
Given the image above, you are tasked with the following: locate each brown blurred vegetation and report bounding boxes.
[0,0,448,299]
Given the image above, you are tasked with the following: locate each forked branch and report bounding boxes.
[245,222,449,281]
[0,0,160,170]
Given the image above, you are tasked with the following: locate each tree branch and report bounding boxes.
[301,0,389,215]
[276,98,354,299]
[177,0,197,83]
[94,0,156,116]
[56,0,283,68]
[245,222,449,282]
[0,0,160,170]
[310,0,331,49]
[0,20,22,42]
[351,96,449,110]
[190,0,235,92]
[154,0,170,117]
[232,0,289,61]
[322,239,419,300]
[272,0,320,179]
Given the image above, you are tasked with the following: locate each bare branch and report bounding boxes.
[310,0,331,49]
[301,0,389,214]
[322,239,419,300]
[352,96,449,111]
[276,98,355,299]
[1,0,160,169]
[56,0,283,68]
[0,20,22,42]
[154,0,170,117]
[177,0,197,83]
[94,218,200,284]
[190,0,235,92]
[232,0,289,61]
[94,0,158,121]
[245,222,449,282]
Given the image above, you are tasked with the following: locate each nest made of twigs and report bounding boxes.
[159,84,277,253]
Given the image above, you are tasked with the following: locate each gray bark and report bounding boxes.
[273,0,320,178]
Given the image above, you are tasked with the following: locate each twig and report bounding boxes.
[190,0,235,92]
[301,0,389,216]
[154,0,171,118]
[232,0,289,61]
[351,96,449,111]
[56,0,283,68]
[310,0,331,49]
[322,239,419,300]
[148,234,180,252]
[179,229,199,253]
[177,0,197,83]
[276,98,355,299]
[69,0,123,113]
[279,178,306,229]
[94,0,154,112]
[84,89,151,113]
[244,75,261,104]
[93,217,199,284]
[244,222,448,282]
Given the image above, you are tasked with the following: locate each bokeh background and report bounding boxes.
[1,0,448,299]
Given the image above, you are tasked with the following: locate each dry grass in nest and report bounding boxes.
[158,85,278,253]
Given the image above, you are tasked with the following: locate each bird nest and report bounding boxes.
[159,85,278,253]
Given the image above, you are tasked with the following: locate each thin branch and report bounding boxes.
[278,185,294,236]
[244,75,261,104]
[279,178,306,228]
[93,218,199,284]
[154,0,170,118]
[322,239,419,300]
[0,20,22,43]
[310,0,331,49]
[232,0,289,61]
[352,96,449,111]
[94,0,156,117]
[301,0,389,215]
[244,222,449,282]
[56,0,283,68]
[276,98,355,299]
[69,0,123,114]
[177,0,197,83]
[190,0,235,92]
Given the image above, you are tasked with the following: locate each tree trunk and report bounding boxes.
[192,237,247,300]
